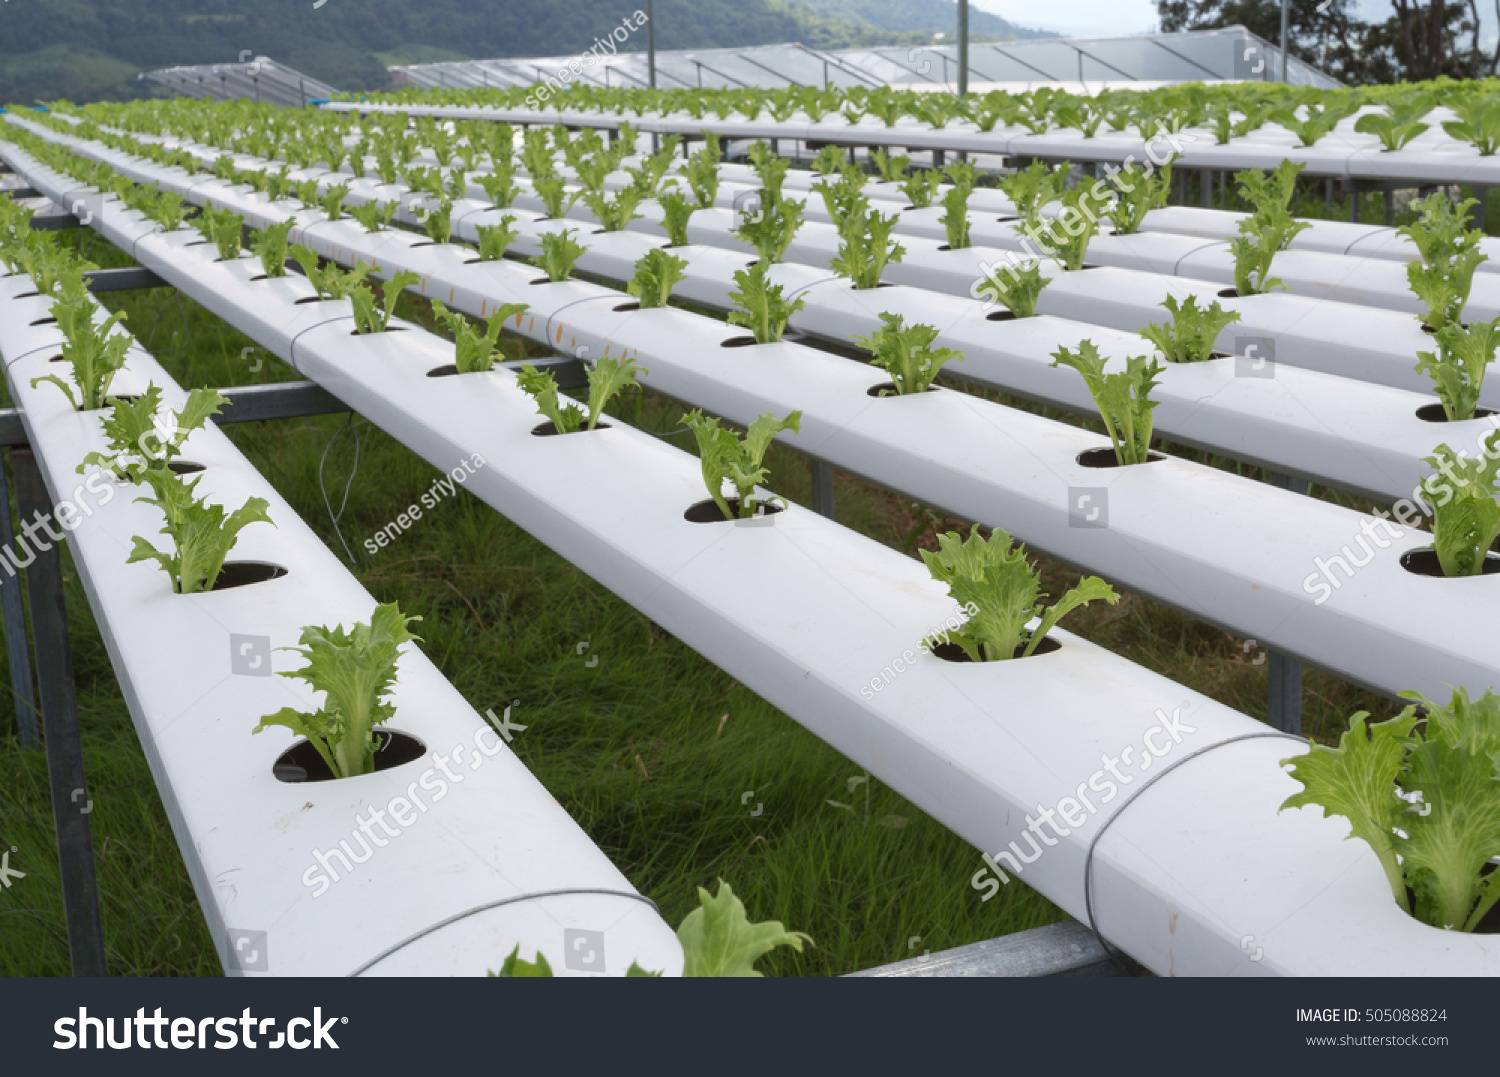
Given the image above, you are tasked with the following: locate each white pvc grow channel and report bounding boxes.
[13,127,1500,977]
[0,264,680,977]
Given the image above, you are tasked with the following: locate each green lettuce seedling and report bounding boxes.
[322,183,350,221]
[350,270,421,335]
[432,300,529,372]
[683,408,802,520]
[684,137,722,208]
[899,169,942,209]
[974,259,1049,317]
[478,165,519,209]
[1103,159,1173,236]
[727,261,805,344]
[349,199,399,234]
[1442,97,1500,156]
[1139,294,1242,363]
[1418,432,1500,577]
[532,175,574,218]
[811,170,868,232]
[580,186,642,231]
[999,160,1067,225]
[198,204,244,261]
[475,215,519,261]
[1229,206,1308,295]
[813,144,846,176]
[1354,110,1429,152]
[79,384,226,482]
[32,276,131,411]
[734,197,803,264]
[128,469,274,594]
[1050,340,1163,465]
[1235,159,1304,217]
[657,190,695,246]
[1415,318,1500,421]
[831,205,904,289]
[251,219,295,277]
[532,228,586,282]
[254,603,421,780]
[417,198,452,244]
[747,141,790,205]
[492,879,809,977]
[870,148,909,183]
[939,162,977,249]
[628,248,689,309]
[921,525,1118,660]
[1270,99,1357,146]
[1280,686,1500,930]
[1039,187,1099,271]
[1400,193,1488,332]
[518,355,646,433]
[289,245,371,299]
[855,313,963,395]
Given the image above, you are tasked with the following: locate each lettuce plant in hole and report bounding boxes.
[683,138,721,209]
[197,205,244,261]
[870,148,910,184]
[289,245,371,299]
[250,219,295,278]
[128,469,274,594]
[321,183,350,221]
[899,168,942,209]
[79,384,225,482]
[1228,205,1308,295]
[727,260,805,344]
[683,409,802,520]
[445,169,469,202]
[574,155,611,197]
[812,170,868,233]
[532,228,586,282]
[349,199,398,234]
[812,144,846,176]
[294,178,320,208]
[1442,97,1500,156]
[1415,318,1500,421]
[1270,99,1357,146]
[1039,188,1099,272]
[921,525,1118,661]
[477,165,519,209]
[1102,159,1173,236]
[475,216,520,261]
[32,274,131,411]
[628,248,689,309]
[733,197,803,264]
[747,141,791,205]
[531,175,574,219]
[855,313,963,395]
[1417,432,1500,577]
[938,160,978,250]
[493,879,809,977]
[1050,340,1163,466]
[253,603,421,781]
[831,205,904,289]
[1139,294,1242,364]
[417,198,453,244]
[580,186,642,231]
[1400,193,1488,332]
[657,190,695,247]
[350,270,421,335]
[974,260,1049,317]
[518,355,645,434]
[999,160,1067,225]
[1280,686,1500,930]
[1354,109,1430,152]
[433,300,529,372]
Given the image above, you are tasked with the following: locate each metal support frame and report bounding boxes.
[957,0,969,98]
[82,266,165,293]
[848,920,1126,977]
[11,449,108,976]
[0,450,38,745]
[1201,168,1212,209]
[810,459,835,519]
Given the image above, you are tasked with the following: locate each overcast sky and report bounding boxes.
[971,0,1399,39]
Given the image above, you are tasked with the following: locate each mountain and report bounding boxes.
[785,0,1052,40]
[0,0,950,105]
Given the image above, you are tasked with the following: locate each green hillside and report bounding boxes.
[0,0,991,105]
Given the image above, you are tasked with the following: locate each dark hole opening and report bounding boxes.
[1076,447,1166,468]
[929,635,1063,662]
[272,730,427,783]
[683,497,786,523]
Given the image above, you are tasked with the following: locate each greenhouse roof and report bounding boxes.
[140,57,336,108]
[388,26,1340,93]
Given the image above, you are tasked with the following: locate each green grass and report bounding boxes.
[0,205,1398,976]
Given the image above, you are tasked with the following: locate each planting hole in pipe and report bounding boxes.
[1416,404,1498,422]
[613,301,641,312]
[427,364,460,377]
[209,561,289,591]
[684,497,786,523]
[1076,448,1166,468]
[928,636,1063,662]
[721,335,761,348]
[12,291,40,299]
[532,421,613,437]
[294,295,333,305]
[1399,548,1500,577]
[349,327,407,336]
[986,310,1018,323]
[867,382,938,397]
[28,316,56,327]
[272,729,427,783]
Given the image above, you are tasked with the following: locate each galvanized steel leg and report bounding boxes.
[0,448,39,746]
[811,459,835,519]
[12,449,106,976]
[1267,471,1306,735]
[1201,168,1211,209]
